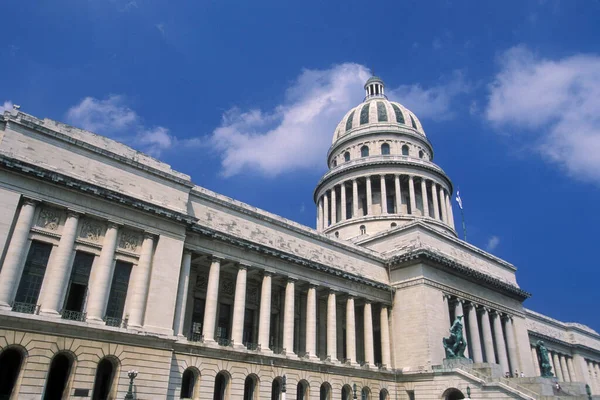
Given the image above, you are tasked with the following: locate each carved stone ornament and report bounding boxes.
[119,230,141,252]
[221,279,234,296]
[79,220,104,242]
[247,286,258,305]
[195,274,207,290]
[36,208,61,231]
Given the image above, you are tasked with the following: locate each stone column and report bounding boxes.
[394,175,401,214]
[340,183,347,222]
[327,291,337,362]
[466,303,483,363]
[504,317,520,375]
[366,176,372,215]
[86,223,120,323]
[480,308,496,364]
[446,191,455,227]
[421,179,429,217]
[364,302,375,367]
[380,306,391,368]
[573,354,592,388]
[454,300,469,358]
[593,363,600,392]
[331,187,337,224]
[559,355,570,382]
[318,197,323,231]
[567,357,576,383]
[305,284,317,359]
[492,312,509,374]
[345,296,357,365]
[0,199,37,309]
[39,211,80,315]
[352,179,359,218]
[553,352,564,381]
[231,265,248,348]
[408,176,417,215]
[173,251,192,336]
[323,192,329,228]
[431,183,440,220]
[202,257,221,343]
[283,278,296,356]
[531,346,541,376]
[439,188,448,223]
[257,273,272,352]
[548,352,556,377]
[590,362,598,393]
[380,175,387,214]
[127,233,155,328]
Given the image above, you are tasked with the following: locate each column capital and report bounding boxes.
[107,221,121,230]
[262,270,274,278]
[210,255,224,263]
[286,277,297,283]
[307,283,318,289]
[183,249,193,256]
[237,263,249,271]
[66,210,82,219]
[143,232,155,240]
[23,198,40,207]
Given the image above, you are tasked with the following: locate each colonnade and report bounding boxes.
[447,296,520,375]
[175,254,393,368]
[584,359,600,394]
[530,345,577,382]
[317,174,454,231]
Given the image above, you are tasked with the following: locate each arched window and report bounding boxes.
[332,160,337,167]
[244,375,258,400]
[390,223,397,228]
[180,368,198,399]
[341,384,353,400]
[296,380,309,400]
[361,387,371,400]
[442,388,465,400]
[271,377,284,400]
[381,143,390,155]
[379,389,389,400]
[213,372,229,400]
[92,358,117,400]
[43,353,73,400]
[359,225,366,235]
[418,150,424,159]
[401,145,409,156]
[0,348,24,399]
[410,115,418,129]
[334,232,339,238]
[361,146,369,157]
[320,382,331,400]
[344,152,350,162]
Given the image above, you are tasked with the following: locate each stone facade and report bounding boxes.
[0,78,599,400]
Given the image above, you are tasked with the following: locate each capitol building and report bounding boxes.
[0,76,599,400]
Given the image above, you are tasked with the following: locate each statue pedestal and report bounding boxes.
[442,358,473,369]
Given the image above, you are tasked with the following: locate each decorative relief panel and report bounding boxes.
[195,273,207,291]
[246,286,258,306]
[79,219,105,242]
[118,230,141,252]
[36,207,62,231]
[221,278,234,297]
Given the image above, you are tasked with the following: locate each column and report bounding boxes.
[173,251,192,336]
[258,272,272,352]
[327,291,337,361]
[380,175,387,214]
[559,355,570,382]
[593,363,600,392]
[86,223,120,323]
[366,176,372,215]
[380,306,391,368]
[446,191,455,227]
[318,197,323,231]
[202,257,221,343]
[364,302,375,367]
[421,179,429,217]
[480,308,496,364]
[492,312,509,374]
[345,296,357,364]
[394,175,402,215]
[283,278,296,356]
[454,301,469,358]
[231,265,248,348]
[504,317,519,375]
[408,176,416,215]
[531,346,541,376]
[439,187,448,223]
[127,233,155,328]
[352,179,359,218]
[0,199,37,308]
[305,285,317,359]
[548,352,556,377]
[431,183,440,220]
[573,354,592,388]
[323,192,329,228]
[331,187,337,224]
[567,357,576,383]
[39,211,80,315]
[340,183,347,222]
[553,352,564,381]
[466,303,483,363]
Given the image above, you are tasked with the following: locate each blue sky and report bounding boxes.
[2,0,600,331]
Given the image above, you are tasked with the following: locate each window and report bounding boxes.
[379,390,389,400]
[418,150,424,159]
[180,368,197,399]
[14,241,53,312]
[190,298,205,341]
[391,104,405,124]
[0,348,23,399]
[381,143,390,155]
[344,152,350,162]
[242,308,255,347]
[216,303,232,345]
[244,375,258,400]
[332,160,337,168]
[213,372,229,400]
[359,225,366,235]
[361,146,369,157]
[92,358,116,400]
[341,385,352,400]
[376,102,388,122]
[271,377,283,400]
[296,380,309,400]
[334,232,339,238]
[360,103,370,125]
[345,111,355,132]
[43,353,73,400]
[390,223,397,228]
[401,145,409,156]
[105,261,133,325]
[362,387,371,400]
[63,251,94,320]
[320,383,331,400]
[410,115,418,129]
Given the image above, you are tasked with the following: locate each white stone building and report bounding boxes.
[0,76,598,399]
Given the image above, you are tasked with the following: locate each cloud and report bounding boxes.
[486,45,600,183]
[486,235,500,251]
[66,95,175,157]
[0,101,14,114]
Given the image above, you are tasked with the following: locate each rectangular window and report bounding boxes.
[105,261,132,320]
[63,252,94,314]
[14,241,53,311]
[190,297,205,340]
[216,303,231,342]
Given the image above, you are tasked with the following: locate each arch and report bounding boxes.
[0,347,24,399]
[320,382,332,400]
[376,102,388,122]
[359,225,366,235]
[381,143,390,155]
[92,357,119,400]
[213,371,230,400]
[271,376,283,400]
[360,103,370,125]
[332,160,337,168]
[180,367,200,399]
[391,103,405,124]
[441,388,465,400]
[401,145,409,156]
[410,115,418,129]
[297,380,309,400]
[341,384,353,400]
[361,146,369,157]
[244,374,259,400]
[390,223,397,228]
[379,389,389,400]
[345,111,355,132]
[344,152,350,162]
[43,352,74,400]
[418,150,424,159]
[361,387,371,400]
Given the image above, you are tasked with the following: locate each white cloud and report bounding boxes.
[0,101,13,114]
[486,45,600,183]
[486,235,500,252]
[66,95,175,157]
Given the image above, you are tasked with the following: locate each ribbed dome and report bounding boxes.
[332,98,425,144]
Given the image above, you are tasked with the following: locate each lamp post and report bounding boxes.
[124,370,138,400]
[353,383,357,399]
[466,385,471,399]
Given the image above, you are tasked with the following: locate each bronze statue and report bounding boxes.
[536,340,554,377]
[443,316,467,358]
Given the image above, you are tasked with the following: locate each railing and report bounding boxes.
[188,332,204,343]
[12,302,39,314]
[217,337,231,347]
[244,342,258,351]
[104,316,127,328]
[272,346,285,355]
[61,310,86,322]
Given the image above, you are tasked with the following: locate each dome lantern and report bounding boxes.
[364,76,386,100]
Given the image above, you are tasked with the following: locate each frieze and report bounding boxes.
[79,219,105,242]
[36,207,61,231]
[119,230,141,252]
